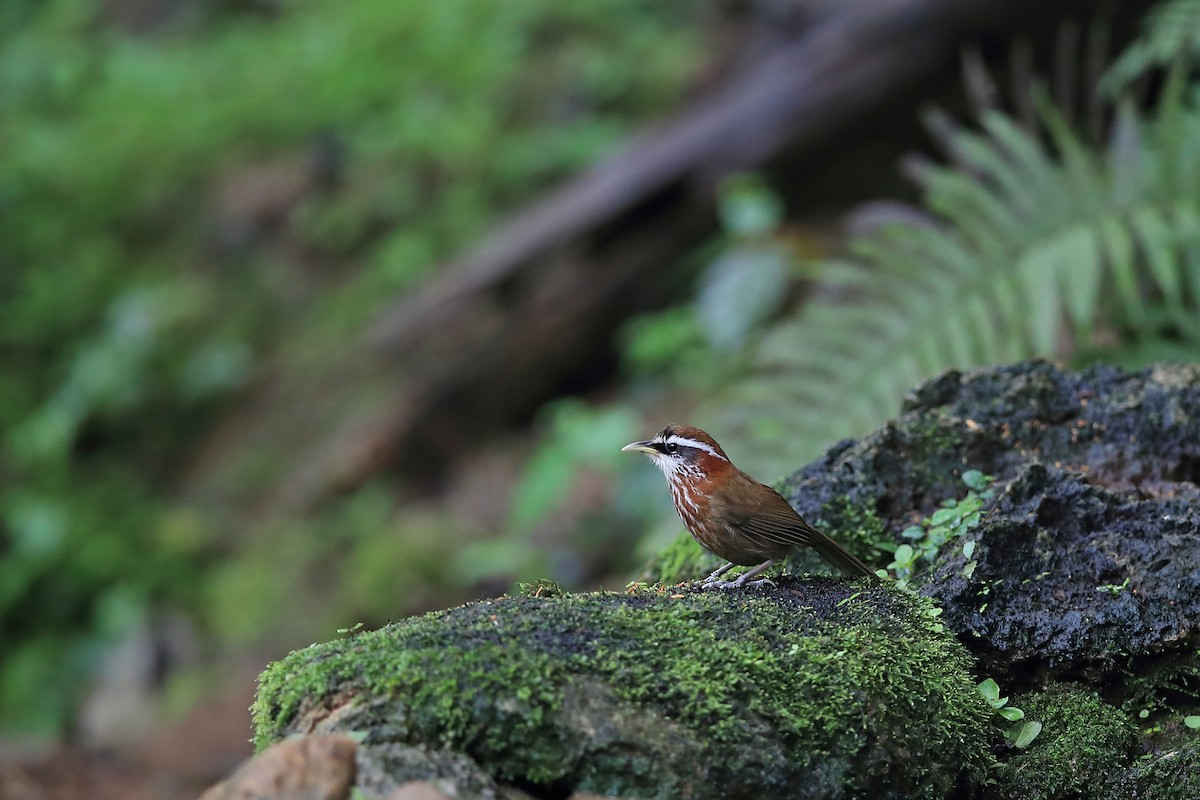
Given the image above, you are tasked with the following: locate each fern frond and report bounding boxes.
[1102,0,1200,94]
[720,65,1200,477]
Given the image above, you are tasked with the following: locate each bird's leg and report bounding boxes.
[698,561,737,587]
[721,559,777,589]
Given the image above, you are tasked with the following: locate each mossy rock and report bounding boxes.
[254,579,990,799]
[1102,733,1200,800]
[251,360,1200,798]
[988,684,1137,800]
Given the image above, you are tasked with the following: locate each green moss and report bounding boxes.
[811,496,887,564]
[1103,735,1200,800]
[994,684,1137,800]
[899,413,975,491]
[254,580,992,798]
[517,578,564,598]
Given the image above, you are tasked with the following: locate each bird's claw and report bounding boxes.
[722,576,777,590]
[695,575,777,591]
[743,576,778,589]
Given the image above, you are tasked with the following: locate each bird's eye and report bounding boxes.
[664,442,679,455]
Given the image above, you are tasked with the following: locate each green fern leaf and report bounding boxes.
[1133,207,1184,320]
[1101,0,1200,94]
[1017,247,1061,355]
[1055,225,1103,341]
[1099,215,1143,328]
[710,7,1200,475]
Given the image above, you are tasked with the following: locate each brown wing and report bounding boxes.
[723,484,821,551]
[722,478,877,579]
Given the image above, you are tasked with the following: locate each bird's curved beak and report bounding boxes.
[621,440,659,455]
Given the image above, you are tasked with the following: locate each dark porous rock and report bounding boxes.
[755,361,1200,687]
[254,580,989,800]
[929,463,1200,684]
[785,360,1200,537]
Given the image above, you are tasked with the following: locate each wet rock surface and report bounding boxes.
[930,464,1200,681]
[780,361,1200,687]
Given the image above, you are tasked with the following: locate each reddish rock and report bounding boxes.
[200,735,355,800]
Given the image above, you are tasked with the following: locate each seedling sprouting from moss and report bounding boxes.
[978,677,1041,749]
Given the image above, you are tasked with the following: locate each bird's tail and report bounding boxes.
[810,529,878,579]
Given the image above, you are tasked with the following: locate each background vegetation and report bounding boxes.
[3,0,1200,757]
[0,0,705,735]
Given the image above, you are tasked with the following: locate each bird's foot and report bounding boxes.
[695,562,736,589]
[718,574,777,590]
[696,564,778,590]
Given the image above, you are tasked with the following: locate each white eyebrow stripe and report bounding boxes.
[666,435,728,461]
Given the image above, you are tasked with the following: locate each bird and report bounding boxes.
[622,424,877,588]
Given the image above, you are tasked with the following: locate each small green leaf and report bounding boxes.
[962,540,977,559]
[696,246,790,351]
[1185,716,1200,730]
[978,678,1001,703]
[1012,720,1042,749]
[998,706,1025,722]
[930,507,959,526]
[718,173,784,236]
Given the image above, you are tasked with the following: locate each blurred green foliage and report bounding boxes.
[507,400,640,532]
[14,0,1199,745]
[542,0,1200,599]
[452,398,673,586]
[618,0,1200,480]
[0,0,703,735]
[619,173,797,390]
